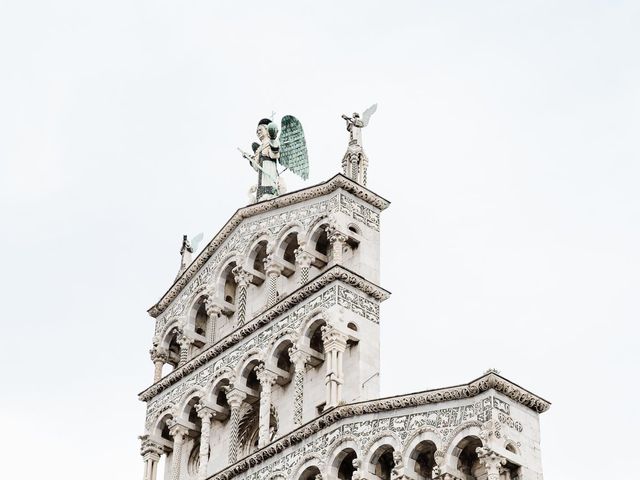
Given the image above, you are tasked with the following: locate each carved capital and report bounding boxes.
[327,229,348,245]
[288,346,311,370]
[476,447,506,477]
[149,347,168,363]
[294,248,314,268]
[177,334,194,348]
[321,325,348,351]
[195,403,216,422]
[204,296,223,317]
[224,387,247,409]
[166,419,189,440]
[232,265,253,287]
[255,364,278,387]
[263,255,284,276]
[139,434,164,458]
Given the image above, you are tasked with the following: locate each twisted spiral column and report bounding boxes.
[225,388,246,464]
[294,248,314,287]
[149,348,167,383]
[264,258,283,308]
[177,335,193,367]
[289,347,310,426]
[167,421,189,480]
[232,266,253,325]
[204,298,222,345]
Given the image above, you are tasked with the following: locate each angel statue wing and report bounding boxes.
[361,103,378,127]
[190,232,204,253]
[279,115,309,180]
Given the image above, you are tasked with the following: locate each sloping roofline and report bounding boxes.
[148,174,391,318]
[206,371,550,480]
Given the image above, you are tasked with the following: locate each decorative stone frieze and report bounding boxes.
[149,178,388,321]
[140,267,388,408]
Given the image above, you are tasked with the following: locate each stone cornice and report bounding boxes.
[148,174,390,318]
[205,372,550,480]
[139,265,390,402]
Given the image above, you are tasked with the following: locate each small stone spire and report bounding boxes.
[176,234,193,279]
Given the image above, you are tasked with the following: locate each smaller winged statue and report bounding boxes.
[239,116,309,202]
[342,103,377,147]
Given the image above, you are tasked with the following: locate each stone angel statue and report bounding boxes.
[239,115,309,202]
[342,103,377,147]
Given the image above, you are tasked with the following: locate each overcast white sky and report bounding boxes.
[1,1,638,478]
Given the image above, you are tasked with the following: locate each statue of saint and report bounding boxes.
[239,115,309,202]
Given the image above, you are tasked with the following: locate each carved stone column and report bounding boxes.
[264,256,283,308]
[321,326,348,407]
[327,227,348,265]
[150,348,167,383]
[289,347,310,426]
[177,334,194,367]
[294,248,314,286]
[140,435,164,480]
[204,297,222,345]
[225,388,247,463]
[476,447,506,480]
[232,266,253,325]
[167,421,189,480]
[256,365,278,447]
[195,404,215,480]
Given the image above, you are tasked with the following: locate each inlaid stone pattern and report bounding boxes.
[145,283,378,430]
[226,396,516,480]
[154,191,380,336]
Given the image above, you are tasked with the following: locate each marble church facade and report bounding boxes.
[139,135,550,480]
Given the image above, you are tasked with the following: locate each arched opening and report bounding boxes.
[455,436,485,479]
[194,301,208,339]
[164,329,180,373]
[251,241,268,278]
[298,465,321,480]
[278,231,300,273]
[245,239,268,288]
[335,448,357,480]
[313,226,329,259]
[210,378,231,421]
[369,444,396,480]
[222,262,238,306]
[182,396,203,476]
[409,440,437,479]
[272,339,294,384]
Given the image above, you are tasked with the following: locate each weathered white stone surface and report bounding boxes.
[139,173,549,480]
